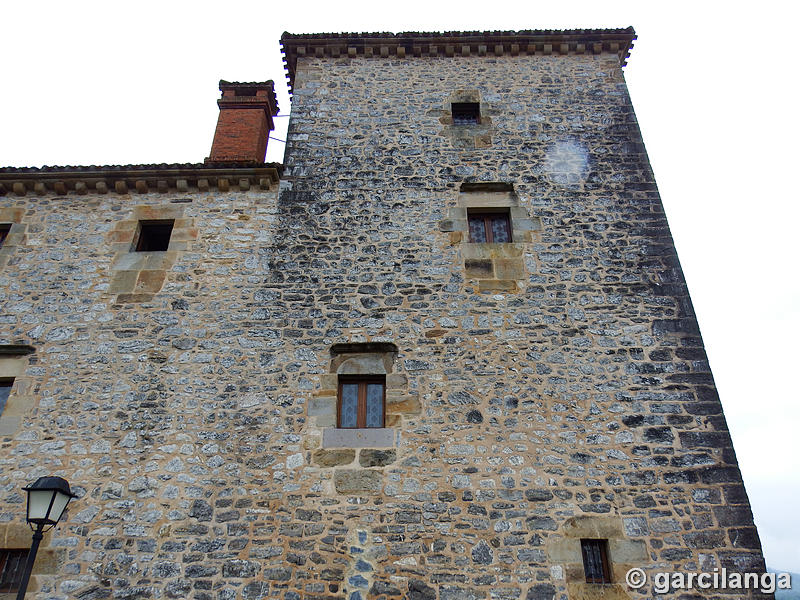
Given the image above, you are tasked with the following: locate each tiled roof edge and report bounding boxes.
[280,28,637,93]
[281,28,635,39]
[0,163,282,197]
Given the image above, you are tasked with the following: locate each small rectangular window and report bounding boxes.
[581,539,611,584]
[468,210,511,243]
[338,376,385,429]
[0,224,11,248]
[134,220,174,252]
[452,102,480,125]
[0,548,29,593]
[0,379,12,416]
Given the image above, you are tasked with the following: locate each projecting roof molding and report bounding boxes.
[0,163,282,197]
[280,28,637,92]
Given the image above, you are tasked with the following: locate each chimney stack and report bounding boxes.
[206,80,279,163]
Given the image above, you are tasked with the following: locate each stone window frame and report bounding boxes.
[0,345,35,437]
[337,375,386,429]
[0,523,64,597]
[549,516,647,597]
[439,90,494,149]
[440,183,540,292]
[0,208,26,269]
[108,204,196,302]
[310,343,418,450]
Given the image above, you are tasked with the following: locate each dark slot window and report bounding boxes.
[135,220,174,252]
[581,539,611,584]
[0,224,10,248]
[452,102,480,125]
[0,379,12,415]
[468,210,511,243]
[0,549,29,593]
[338,376,385,429]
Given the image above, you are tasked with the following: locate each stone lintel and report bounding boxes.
[0,344,36,355]
[330,342,399,356]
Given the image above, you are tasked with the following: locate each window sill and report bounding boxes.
[322,427,395,449]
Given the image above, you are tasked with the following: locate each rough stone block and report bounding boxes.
[493,258,524,280]
[359,449,396,467]
[334,469,382,494]
[464,258,494,278]
[385,395,420,415]
[312,449,355,467]
[478,279,517,292]
[109,270,138,293]
[135,270,166,293]
[607,538,647,562]
[308,396,335,418]
[112,253,147,271]
[386,373,407,388]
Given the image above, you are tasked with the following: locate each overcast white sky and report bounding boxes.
[2,0,798,572]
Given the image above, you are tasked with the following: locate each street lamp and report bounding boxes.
[16,477,76,600]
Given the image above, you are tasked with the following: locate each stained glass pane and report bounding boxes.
[468,217,487,243]
[340,383,359,428]
[490,216,511,243]
[365,383,384,428]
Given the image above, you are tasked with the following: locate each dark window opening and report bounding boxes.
[581,539,611,584]
[0,379,12,416]
[337,376,385,429]
[468,209,511,243]
[0,549,29,593]
[134,220,174,252]
[0,224,10,248]
[452,102,480,125]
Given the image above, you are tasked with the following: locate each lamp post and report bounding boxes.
[16,476,76,600]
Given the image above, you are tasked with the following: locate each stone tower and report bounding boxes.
[0,29,771,600]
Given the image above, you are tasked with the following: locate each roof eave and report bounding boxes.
[280,28,636,93]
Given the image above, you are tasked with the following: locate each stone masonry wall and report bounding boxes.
[0,50,769,600]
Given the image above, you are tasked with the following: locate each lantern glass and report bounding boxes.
[23,476,76,527]
[27,488,57,522]
[49,490,71,523]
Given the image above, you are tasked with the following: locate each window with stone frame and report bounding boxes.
[581,539,612,584]
[0,548,29,593]
[0,224,10,248]
[338,375,385,429]
[468,208,512,243]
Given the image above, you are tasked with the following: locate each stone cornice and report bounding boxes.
[281,28,637,92]
[0,163,281,197]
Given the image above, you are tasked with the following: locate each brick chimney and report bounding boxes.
[206,80,279,163]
